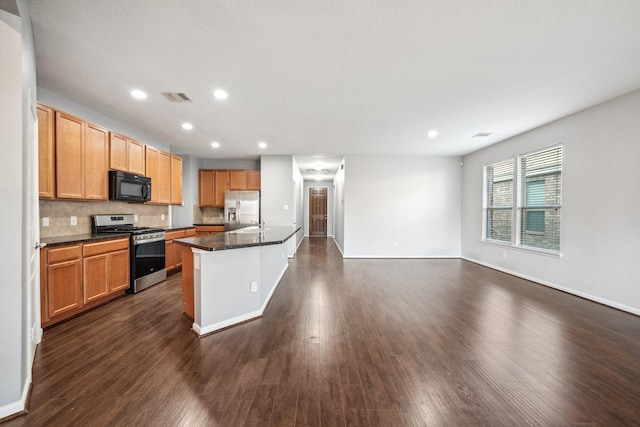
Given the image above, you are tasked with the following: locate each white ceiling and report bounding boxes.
[28,0,640,181]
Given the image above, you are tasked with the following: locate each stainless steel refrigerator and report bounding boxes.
[224,191,260,231]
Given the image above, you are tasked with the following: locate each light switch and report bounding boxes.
[284,205,289,210]
[70,216,77,226]
[42,217,49,227]
[161,214,165,221]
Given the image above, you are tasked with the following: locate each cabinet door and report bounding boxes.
[214,170,229,206]
[37,105,55,199]
[84,255,109,303]
[145,146,159,203]
[84,123,109,200]
[108,250,130,293]
[246,170,261,190]
[128,139,146,175]
[109,132,129,171]
[158,150,171,204]
[55,112,85,199]
[229,170,247,190]
[170,154,182,205]
[165,240,175,271]
[49,259,82,317]
[199,170,215,206]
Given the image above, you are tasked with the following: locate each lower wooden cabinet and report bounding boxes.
[166,228,196,275]
[41,238,130,328]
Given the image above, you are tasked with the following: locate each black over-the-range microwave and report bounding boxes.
[109,170,151,202]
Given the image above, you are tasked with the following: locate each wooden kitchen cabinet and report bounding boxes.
[229,169,261,191]
[214,170,229,206]
[166,228,195,274]
[195,225,225,236]
[55,111,108,200]
[83,238,130,304]
[44,244,83,320]
[41,238,130,328]
[145,146,171,204]
[170,154,183,205]
[199,170,215,206]
[37,104,56,199]
[109,133,146,175]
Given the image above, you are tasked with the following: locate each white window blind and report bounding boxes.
[485,159,513,243]
[518,146,562,251]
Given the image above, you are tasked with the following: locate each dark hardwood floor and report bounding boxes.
[5,238,640,426]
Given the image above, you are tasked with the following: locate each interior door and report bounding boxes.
[309,187,327,237]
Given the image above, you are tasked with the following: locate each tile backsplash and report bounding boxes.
[40,200,170,238]
[197,206,225,224]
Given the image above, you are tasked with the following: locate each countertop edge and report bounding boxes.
[175,226,301,252]
[41,233,131,248]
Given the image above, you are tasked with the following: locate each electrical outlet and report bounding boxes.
[134,214,138,222]
[161,214,165,221]
[70,216,77,226]
[42,217,49,227]
[394,242,399,248]
[250,281,258,293]
[502,251,507,259]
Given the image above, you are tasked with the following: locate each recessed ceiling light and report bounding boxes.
[258,141,267,149]
[182,122,193,130]
[315,176,323,181]
[213,89,229,100]
[130,89,147,100]
[427,130,438,138]
[211,141,220,148]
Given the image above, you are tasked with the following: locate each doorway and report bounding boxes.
[309,187,327,237]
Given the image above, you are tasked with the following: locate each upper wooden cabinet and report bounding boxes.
[37,105,56,199]
[199,170,215,207]
[198,169,260,207]
[55,111,108,200]
[170,155,183,205]
[214,170,230,206]
[145,146,171,204]
[109,133,146,175]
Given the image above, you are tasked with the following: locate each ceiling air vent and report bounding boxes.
[161,92,192,102]
[472,132,493,138]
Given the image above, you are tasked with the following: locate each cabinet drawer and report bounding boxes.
[185,228,196,237]
[47,244,82,264]
[166,230,186,241]
[195,225,224,233]
[83,238,129,257]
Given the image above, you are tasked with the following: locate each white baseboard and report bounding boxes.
[0,373,31,420]
[462,256,640,316]
[333,239,344,256]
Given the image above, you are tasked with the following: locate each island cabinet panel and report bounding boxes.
[170,155,183,205]
[199,170,215,207]
[181,245,195,319]
[214,170,229,206]
[37,104,55,199]
[46,245,82,318]
[55,112,85,199]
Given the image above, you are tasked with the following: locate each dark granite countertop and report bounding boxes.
[41,233,130,248]
[165,226,197,232]
[175,226,301,252]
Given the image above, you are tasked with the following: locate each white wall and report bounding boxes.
[343,156,462,258]
[461,89,640,314]
[302,181,334,237]
[0,5,25,416]
[201,159,260,170]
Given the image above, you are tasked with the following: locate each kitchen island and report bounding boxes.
[175,226,300,336]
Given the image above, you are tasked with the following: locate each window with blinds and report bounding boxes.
[484,158,514,243]
[518,146,562,251]
[483,145,563,253]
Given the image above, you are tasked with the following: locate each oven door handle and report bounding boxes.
[133,236,166,245]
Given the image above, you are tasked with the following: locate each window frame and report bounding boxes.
[483,144,563,256]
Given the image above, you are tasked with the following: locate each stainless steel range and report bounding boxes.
[92,214,166,293]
